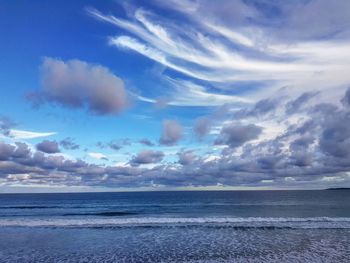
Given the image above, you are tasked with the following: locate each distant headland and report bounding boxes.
[326,187,350,190]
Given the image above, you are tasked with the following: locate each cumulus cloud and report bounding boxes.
[0,142,15,160]
[139,138,155,146]
[96,139,131,151]
[159,120,183,146]
[0,116,15,137]
[36,140,60,154]
[27,58,128,115]
[130,150,164,166]
[193,117,211,139]
[215,123,262,148]
[12,142,31,159]
[108,142,123,151]
[2,88,350,191]
[59,137,79,150]
[88,152,108,161]
[178,150,197,166]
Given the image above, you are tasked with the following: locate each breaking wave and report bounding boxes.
[1,217,350,229]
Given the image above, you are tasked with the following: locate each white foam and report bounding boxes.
[1,217,350,228]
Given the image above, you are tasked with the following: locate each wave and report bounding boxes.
[63,211,137,217]
[0,206,63,209]
[1,217,350,229]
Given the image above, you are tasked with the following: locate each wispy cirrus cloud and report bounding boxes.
[9,130,56,140]
[89,1,350,105]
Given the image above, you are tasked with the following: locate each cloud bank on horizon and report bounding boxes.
[0,0,350,192]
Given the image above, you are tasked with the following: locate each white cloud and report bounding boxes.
[9,129,56,139]
[137,78,251,107]
[91,3,350,105]
[88,152,108,160]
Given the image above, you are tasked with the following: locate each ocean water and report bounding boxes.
[0,190,349,262]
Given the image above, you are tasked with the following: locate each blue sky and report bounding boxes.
[1,0,350,192]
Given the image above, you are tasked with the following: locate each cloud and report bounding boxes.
[27,58,128,115]
[165,78,251,107]
[12,142,31,159]
[0,142,15,160]
[8,129,56,140]
[341,87,350,107]
[2,88,350,191]
[215,123,262,148]
[193,117,211,139]
[3,1,350,190]
[0,116,16,137]
[154,97,169,109]
[178,150,197,165]
[107,142,123,151]
[91,1,350,109]
[139,138,155,146]
[130,150,164,166]
[159,120,183,146]
[319,111,350,158]
[96,139,131,151]
[59,137,79,150]
[36,140,60,154]
[272,0,350,41]
[236,98,280,118]
[88,152,108,161]
[285,92,318,114]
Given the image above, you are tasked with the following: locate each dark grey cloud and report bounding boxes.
[193,117,211,139]
[285,92,318,114]
[27,58,128,115]
[289,136,315,152]
[215,123,262,148]
[0,142,15,160]
[59,137,79,150]
[12,142,31,159]
[130,150,164,166]
[159,120,183,146]
[236,98,279,118]
[319,111,350,158]
[139,138,155,147]
[36,140,60,154]
[341,87,350,107]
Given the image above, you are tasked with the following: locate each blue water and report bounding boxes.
[0,190,350,262]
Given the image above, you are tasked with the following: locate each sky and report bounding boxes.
[1,0,350,193]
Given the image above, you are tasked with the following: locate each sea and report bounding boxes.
[0,190,349,262]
